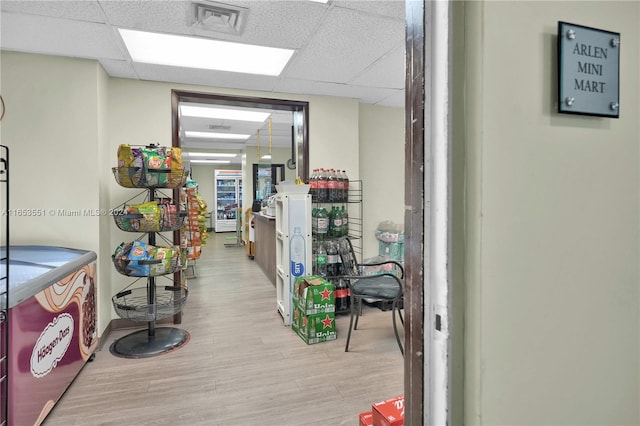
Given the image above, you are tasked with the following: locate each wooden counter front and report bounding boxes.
[253,213,276,285]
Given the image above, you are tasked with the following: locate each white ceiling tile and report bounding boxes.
[99,1,191,35]
[99,58,139,79]
[0,0,106,22]
[350,44,404,89]
[217,1,328,48]
[333,0,405,21]
[100,0,325,49]
[283,6,404,83]
[374,90,405,109]
[1,12,125,60]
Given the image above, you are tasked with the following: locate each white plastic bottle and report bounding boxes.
[290,227,306,279]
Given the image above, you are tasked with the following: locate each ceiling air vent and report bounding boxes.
[190,1,248,35]
[209,124,232,130]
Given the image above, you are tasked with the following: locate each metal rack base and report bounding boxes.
[109,327,190,359]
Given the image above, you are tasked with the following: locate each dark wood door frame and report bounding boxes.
[405,1,425,424]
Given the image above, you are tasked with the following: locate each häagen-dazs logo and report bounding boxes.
[30,313,74,378]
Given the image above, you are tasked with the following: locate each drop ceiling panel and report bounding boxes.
[100,0,325,49]
[283,6,404,84]
[99,1,193,36]
[0,0,106,22]
[375,90,405,108]
[1,12,125,60]
[212,1,329,49]
[349,44,405,89]
[99,58,139,80]
[0,1,406,111]
[272,78,402,108]
[333,0,405,21]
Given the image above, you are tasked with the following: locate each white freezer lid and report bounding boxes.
[1,245,97,308]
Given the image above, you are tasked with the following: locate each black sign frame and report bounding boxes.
[557,21,620,118]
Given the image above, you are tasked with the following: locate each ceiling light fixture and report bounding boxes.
[180,105,270,122]
[186,152,237,157]
[185,131,250,140]
[119,29,295,76]
[189,159,231,164]
[261,154,272,160]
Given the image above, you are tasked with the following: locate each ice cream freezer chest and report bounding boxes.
[2,245,98,426]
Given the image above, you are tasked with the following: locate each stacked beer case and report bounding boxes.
[291,275,336,344]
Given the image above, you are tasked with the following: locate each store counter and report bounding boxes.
[253,213,276,285]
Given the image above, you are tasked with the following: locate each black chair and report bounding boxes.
[336,238,404,356]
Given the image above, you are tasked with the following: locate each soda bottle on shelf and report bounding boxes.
[334,169,343,203]
[315,240,328,277]
[317,168,328,202]
[326,240,339,276]
[334,278,349,312]
[311,207,318,236]
[340,205,348,237]
[327,169,338,202]
[330,206,343,237]
[341,170,350,202]
[309,169,318,202]
[316,207,329,236]
[327,206,335,236]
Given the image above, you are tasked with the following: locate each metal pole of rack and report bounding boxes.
[224,207,244,248]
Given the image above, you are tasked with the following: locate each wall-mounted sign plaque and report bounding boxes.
[557,21,620,118]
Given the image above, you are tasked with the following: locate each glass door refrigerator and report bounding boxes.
[214,169,243,232]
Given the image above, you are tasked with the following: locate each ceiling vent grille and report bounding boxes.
[190,1,248,35]
[209,124,232,130]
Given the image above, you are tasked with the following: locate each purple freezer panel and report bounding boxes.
[9,259,97,426]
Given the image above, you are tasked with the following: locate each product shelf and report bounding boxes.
[112,166,188,189]
[112,209,187,233]
[112,285,188,322]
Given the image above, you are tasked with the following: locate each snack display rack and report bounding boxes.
[110,144,190,358]
[182,185,205,278]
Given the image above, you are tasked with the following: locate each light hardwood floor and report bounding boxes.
[44,233,404,425]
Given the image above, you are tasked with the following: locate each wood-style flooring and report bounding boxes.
[43,232,404,425]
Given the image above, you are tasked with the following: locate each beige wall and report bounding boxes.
[462,1,639,424]
[0,51,109,331]
[359,104,405,259]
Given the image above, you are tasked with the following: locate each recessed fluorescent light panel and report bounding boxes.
[185,131,250,140]
[180,105,270,122]
[261,154,272,160]
[186,152,237,157]
[190,159,231,164]
[118,29,295,76]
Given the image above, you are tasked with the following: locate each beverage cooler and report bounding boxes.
[214,169,242,233]
[3,245,98,426]
[274,188,312,325]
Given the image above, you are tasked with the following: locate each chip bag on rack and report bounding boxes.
[136,201,161,232]
[117,145,144,186]
[126,240,152,276]
[142,148,170,186]
[150,246,174,276]
[168,147,184,187]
